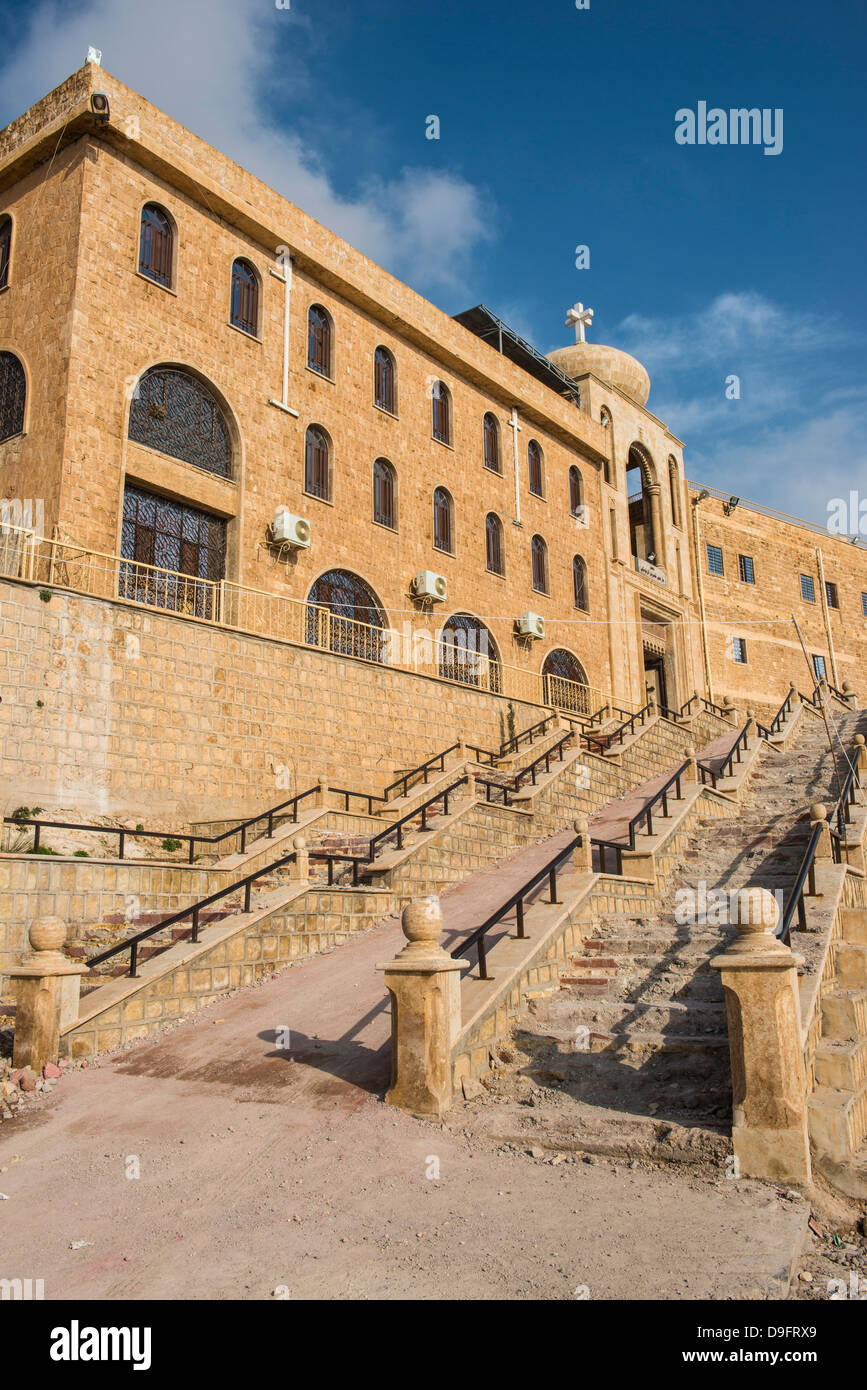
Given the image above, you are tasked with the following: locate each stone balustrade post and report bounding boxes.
[292,834,309,882]
[854,734,867,778]
[683,744,699,784]
[316,775,329,808]
[722,694,738,724]
[710,889,811,1184]
[572,816,593,873]
[810,803,833,860]
[464,770,476,802]
[6,918,87,1073]
[377,897,463,1116]
[841,680,858,709]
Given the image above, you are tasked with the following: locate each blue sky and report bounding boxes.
[1,0,863,524]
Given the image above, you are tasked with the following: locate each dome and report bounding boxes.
[547,342,651,407]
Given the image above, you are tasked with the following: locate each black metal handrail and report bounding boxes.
[701,697,731,719]
[755,690,795,741]
[474,731,575,806]
[451,832,581,980]
[382,744,460,801]
[779,741,861,940]
[366,777,469,858]
[624,760,688,849]
[499,714,555,757]
[583,702,653,755]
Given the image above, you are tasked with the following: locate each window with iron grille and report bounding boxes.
[438,613,501,691]
[569,465,583,517]
[825,580,839,609]
[306,569,386,663]
[801,573,816,602]
[483,413,500,472]
[308,305,332,377]
[120,484,225,618]
[485,512,503,575]
[139,204,173,288]
[230,259,259,336]
[374,347,395,413]
[0,216,11,290]
[433,487,453,552]
[531,534,548,593]
[812,653,827,681]
[373,458,396,528]
[528,440,544,497]
[706,543,724,576]
[128,367,233,477]
[862,592,867,617]
[432,382,451,444]
[573,554,588,611]
[305,426,330,500]
[0,351,26,442]
[738,553,755,584]
[732,636,748,663]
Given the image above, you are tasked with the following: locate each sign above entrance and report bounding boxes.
[634,555,667,585]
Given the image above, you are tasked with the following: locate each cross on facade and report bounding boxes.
[566,302,594,344]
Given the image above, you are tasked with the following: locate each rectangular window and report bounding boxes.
[801,574,816,602]
[812,654,827,681]
[120,484,225,619]
[825,580,839,609]
[731,637,748,664]
[862,592,867,617]
[706,544,724,576]
[738,554,755,584]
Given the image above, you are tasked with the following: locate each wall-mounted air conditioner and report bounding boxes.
[413,570,447,602]
[517,611,545,639]
[271,509,311,548]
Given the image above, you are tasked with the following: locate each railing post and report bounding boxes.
[683,745,698,784]
[6,917,87,1072]
[710,888,811,1183]
[810,803,833,860]
[721,695,738,724]
[515,898,525,938]
[572,816,593,873]
[292,834,309,882]
[316,776,329,809]
[376,897,463,1116]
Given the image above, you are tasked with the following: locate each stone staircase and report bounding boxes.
[500,706,866,1161]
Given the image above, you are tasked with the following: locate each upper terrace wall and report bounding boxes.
[0,577,542,823]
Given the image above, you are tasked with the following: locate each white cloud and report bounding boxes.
[0,0,493,296]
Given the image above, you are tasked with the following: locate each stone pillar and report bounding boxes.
[810,803,832,860]
[646,483,664,569]
[292,834,309,882]
[316,776,329,809]
[710,889,811,1184]
[572,816,593,873]
[377,898,463,1116]
[841,681,858,709]
[464,770,476,802]
[683,744,699,784]
[721,694,738,723]
[6,918,87,1073]
[854,734,867,777]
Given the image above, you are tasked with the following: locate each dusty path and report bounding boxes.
[1,897,806,1301]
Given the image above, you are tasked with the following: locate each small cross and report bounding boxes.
[566,302,594,344]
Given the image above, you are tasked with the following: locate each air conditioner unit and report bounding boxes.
[518,611,545,639]
[413,570,447,602]
[271,509,311,548]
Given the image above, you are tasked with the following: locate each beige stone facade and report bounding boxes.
[1,62,867,823]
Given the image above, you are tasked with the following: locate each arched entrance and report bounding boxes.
[542,648,592,714]
[306,569,387,663]
[438,613,501,692]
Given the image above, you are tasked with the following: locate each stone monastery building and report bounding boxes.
[1,62,866,820]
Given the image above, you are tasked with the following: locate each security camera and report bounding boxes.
[91,91,111,124]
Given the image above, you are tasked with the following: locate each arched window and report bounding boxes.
[230,259,259,336]
[573,555,589,611]
[531,534,548,594]
[373,458,396,529]
[305,425,331,500]
[374,347,396,413]
[485,512,504,575]
[668,457,681,527]
[483,412,500,472]
[569,465,584,518]
[432,381,451,444]
[128,366,233,477]
[542,648,590,714]
[600,406,613,485]
[139,204,174,288]
[528,439,544,497]
[306,569,386,663]
[0,216,11,290]
[0,351,26,442]
[433,486,454,553]
[438,612,501,692]
[308,304,332,377]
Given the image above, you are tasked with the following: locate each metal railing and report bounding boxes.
[623,761,689,849]
[583,702,653,756]
[696,723,752,788]
[755,690,795,741]
[474,731,575,806]
[779,742,861,940]
[0,524,628,720]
